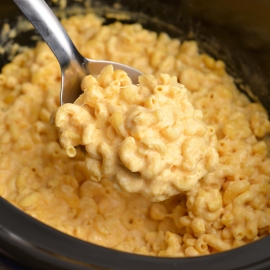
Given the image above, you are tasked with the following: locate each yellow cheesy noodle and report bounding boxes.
[53,65,219,202]
[1,13,270,257]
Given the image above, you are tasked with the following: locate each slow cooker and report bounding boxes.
[1,0,270,269]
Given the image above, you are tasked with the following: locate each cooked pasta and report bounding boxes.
[0,13,270,257]
[52,65,219,201]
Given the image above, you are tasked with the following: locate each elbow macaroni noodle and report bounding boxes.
[53,65,219,201]
[0,13,270,256]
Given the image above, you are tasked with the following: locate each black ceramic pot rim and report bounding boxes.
[0,197,270,270]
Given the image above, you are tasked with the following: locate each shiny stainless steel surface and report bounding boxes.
[12,0,142,104]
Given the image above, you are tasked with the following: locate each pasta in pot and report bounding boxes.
[0,13,270,257]
[52,65,219,202]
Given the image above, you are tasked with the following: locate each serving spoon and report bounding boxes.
[13,0,142,105]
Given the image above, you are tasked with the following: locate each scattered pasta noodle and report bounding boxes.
[52,65,219,202]
[1,13,270,257]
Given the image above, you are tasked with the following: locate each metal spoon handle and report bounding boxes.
[13,0,84,68]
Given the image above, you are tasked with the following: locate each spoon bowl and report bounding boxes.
[13,0,142,105]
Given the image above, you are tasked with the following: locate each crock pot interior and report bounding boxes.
[1,0,270,269]
[1,197,270,270]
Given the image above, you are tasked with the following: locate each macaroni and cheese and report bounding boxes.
[0,13,270,257]
[53,65,219,201]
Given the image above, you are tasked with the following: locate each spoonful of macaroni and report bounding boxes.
[13,0,142,104]
[52,65,219,202]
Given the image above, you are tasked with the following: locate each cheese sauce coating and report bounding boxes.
[53,65,219,201]
[0,14,270,256]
